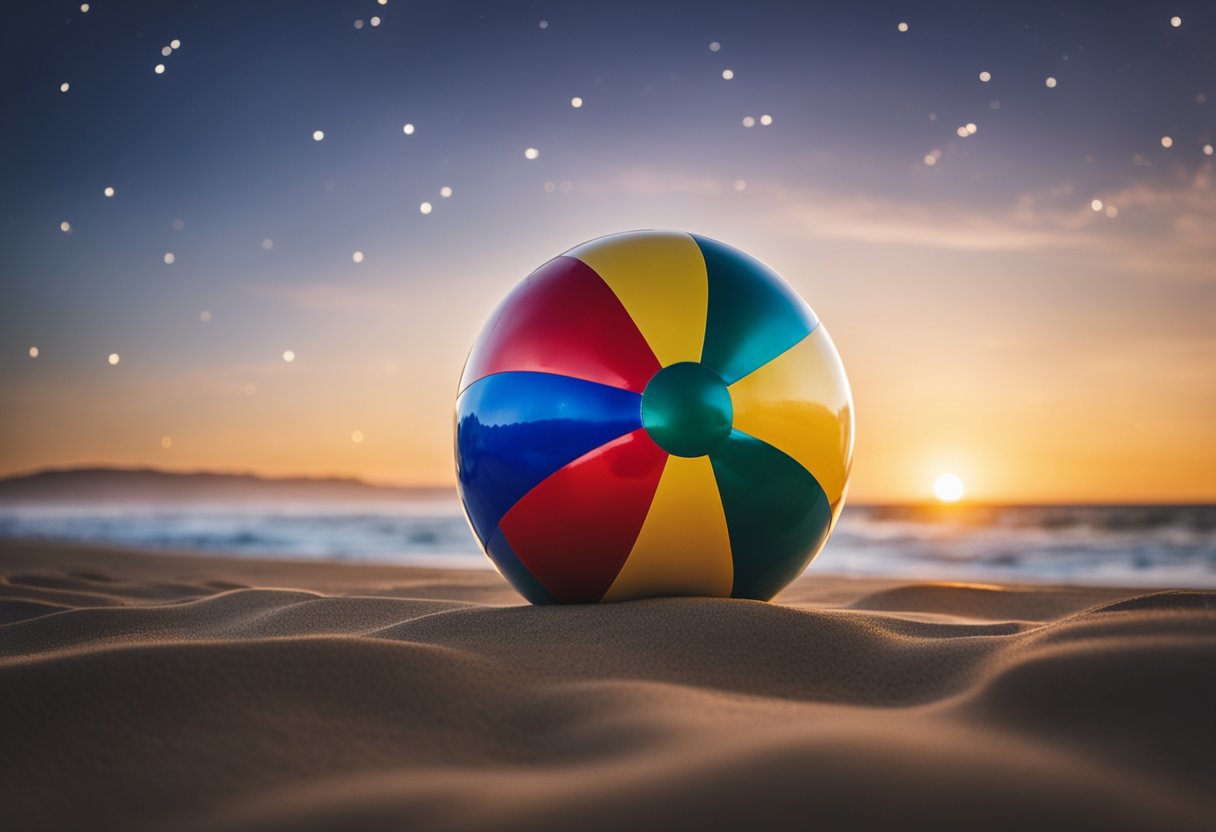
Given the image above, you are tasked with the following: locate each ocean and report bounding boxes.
[2,501,1214,589]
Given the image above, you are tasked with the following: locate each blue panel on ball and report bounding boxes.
[455,371,643,545]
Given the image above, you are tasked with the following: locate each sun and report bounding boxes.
[933,473,965,503]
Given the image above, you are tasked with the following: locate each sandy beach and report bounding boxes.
[2,540,1214,832]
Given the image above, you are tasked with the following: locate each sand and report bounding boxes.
[2,540,1214,832]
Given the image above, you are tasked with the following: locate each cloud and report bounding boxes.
[244,282,412,312]
[589,164,1216,278]
[579,170,730,199]
[1086,166,1216,277]
[780,191,1092,252]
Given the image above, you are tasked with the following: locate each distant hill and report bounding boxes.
[0,467,454,504]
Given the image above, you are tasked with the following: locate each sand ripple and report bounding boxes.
[2,543,1214,831]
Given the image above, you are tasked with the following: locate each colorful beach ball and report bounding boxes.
[455,230,853,604]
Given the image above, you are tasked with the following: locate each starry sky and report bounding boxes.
[2,1,1214,502]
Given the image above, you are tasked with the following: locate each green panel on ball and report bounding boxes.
[693,234,819,385]
[709,429,833,600]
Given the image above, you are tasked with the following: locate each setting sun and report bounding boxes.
[933,473,965,503]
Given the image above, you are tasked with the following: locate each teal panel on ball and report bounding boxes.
[641,361,732,457]
[709,429,833,601]
[693,234,819,385]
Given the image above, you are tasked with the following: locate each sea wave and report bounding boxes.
[1,501,1213,588]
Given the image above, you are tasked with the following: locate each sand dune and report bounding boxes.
[2,541,1214,831]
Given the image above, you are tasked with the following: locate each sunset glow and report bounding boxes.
[3,2,1214,503]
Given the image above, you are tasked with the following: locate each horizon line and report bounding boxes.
[0,464,1212,507]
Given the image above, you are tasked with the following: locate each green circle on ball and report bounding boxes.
[641,362,733,458]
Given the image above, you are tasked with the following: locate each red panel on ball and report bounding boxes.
[499,429,668,603]
[458,256,661,394]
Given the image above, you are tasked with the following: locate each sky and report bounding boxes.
[1,0,1214,503]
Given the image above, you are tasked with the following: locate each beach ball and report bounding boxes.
[455,230,853,604]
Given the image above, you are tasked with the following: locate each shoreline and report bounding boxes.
[2,536,1204,594]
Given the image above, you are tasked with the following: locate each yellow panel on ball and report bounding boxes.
[728,325,854,504]
[566,230,708,367]
[601,455,733,601]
